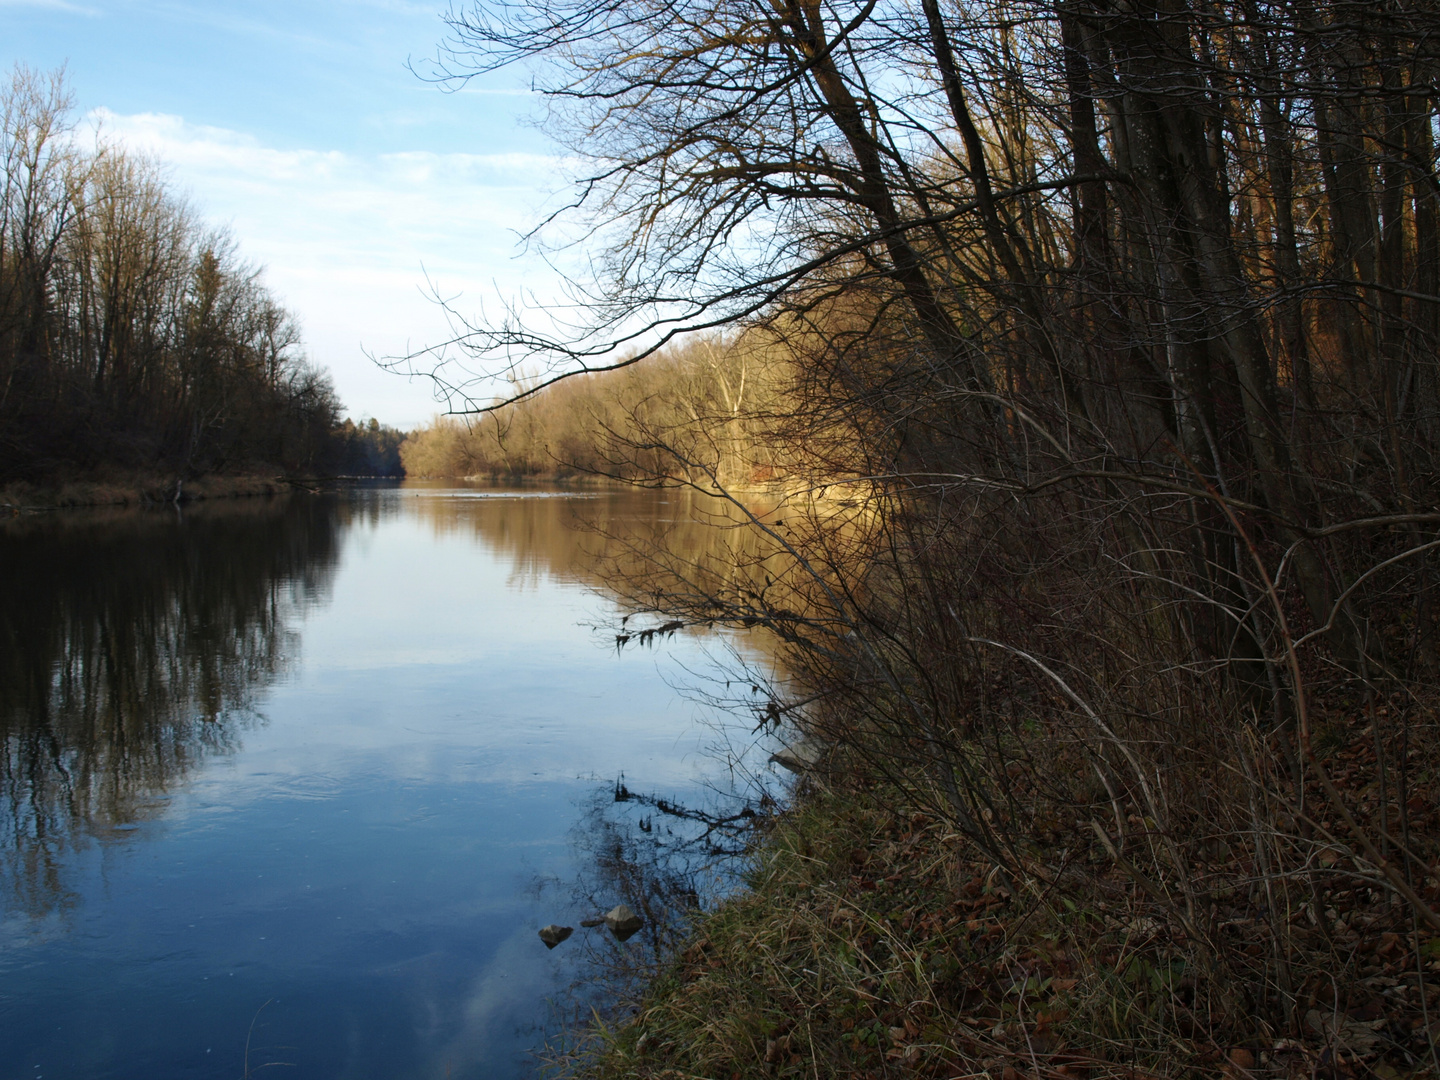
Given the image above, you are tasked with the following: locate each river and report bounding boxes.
[0,482,778,1079]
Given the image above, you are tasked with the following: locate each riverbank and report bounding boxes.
[454,470,803,501]
[0,473,295,512]
[576,746,1440,1080]
[457,471,636,487]
[579,771,1167,1080]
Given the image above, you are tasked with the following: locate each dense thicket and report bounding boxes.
[415,0,1440,1067]
[0,67,343,482]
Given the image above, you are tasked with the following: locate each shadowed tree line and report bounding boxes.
[0,66,395,483]
[401,0,1440,1069]
[332,417,406,477]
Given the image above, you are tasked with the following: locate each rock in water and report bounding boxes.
[579,917,606,928]
[604,904,644,942]
[538,924,573,949]
[769,738,823,773]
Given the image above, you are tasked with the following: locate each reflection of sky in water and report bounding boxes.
[0,485,769,1080]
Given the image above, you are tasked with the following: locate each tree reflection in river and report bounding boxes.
[0,484,789,921]
[0,497,342,915]
[402,482,792,624]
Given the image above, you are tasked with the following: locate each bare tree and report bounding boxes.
[0,66,346,480]
[402,1,1440,1059]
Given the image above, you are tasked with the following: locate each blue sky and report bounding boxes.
[4,0,567,426]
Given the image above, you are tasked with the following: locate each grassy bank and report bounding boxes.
[577,749,1440,1080]
[0,473,295,511]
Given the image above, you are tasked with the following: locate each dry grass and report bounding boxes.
[569,739,1440,1080]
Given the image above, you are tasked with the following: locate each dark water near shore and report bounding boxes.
[0,482,772,1079]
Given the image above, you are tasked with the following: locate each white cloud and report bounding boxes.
[87,108,577,425]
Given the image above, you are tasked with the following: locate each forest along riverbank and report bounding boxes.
[0,72,406,500]
[393,5,1440,1077]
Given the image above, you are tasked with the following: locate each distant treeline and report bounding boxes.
[0,67,396,482]
[332,417,405,477]
[400,338,785,487]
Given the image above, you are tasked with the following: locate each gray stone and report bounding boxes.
[769,738,823,773]
[538,924,573,949]
[604,903,644,941]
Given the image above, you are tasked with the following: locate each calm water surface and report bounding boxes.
[0,482,766,1079]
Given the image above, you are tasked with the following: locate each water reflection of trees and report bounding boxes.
[0,497,342,915]
[536,777,770,1070]
[403,483,793,618]
[403,487,794,1031]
